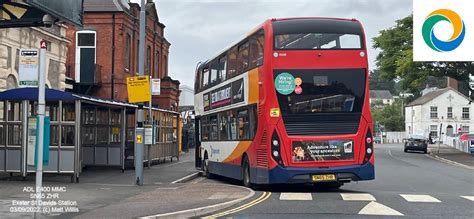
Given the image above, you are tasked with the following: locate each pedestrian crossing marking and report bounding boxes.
[400,194,441,203]
[461,196,474,201]
[279,193,313,201]
[358,201,404,216]
[340,193,376,201]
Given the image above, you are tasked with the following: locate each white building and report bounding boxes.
[370,90,394,106]
[179,84,194,107]
[405,88,473,138]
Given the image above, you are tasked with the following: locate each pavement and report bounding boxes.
[0,150,253,219]
[428,144,474,168]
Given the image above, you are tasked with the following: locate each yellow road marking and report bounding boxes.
[204,192,271,218]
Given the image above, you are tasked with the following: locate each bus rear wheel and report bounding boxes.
[242,157,251,188]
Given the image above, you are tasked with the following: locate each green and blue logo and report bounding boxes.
[422,9,465,52]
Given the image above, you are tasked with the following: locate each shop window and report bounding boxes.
[96,109,108,125]
[47,105,59,121]
[83,108,95,124]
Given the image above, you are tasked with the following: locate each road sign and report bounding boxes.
[18,49,39,87]
[127,76,150,103]
[151,78,161,95]
[144,125,153,144]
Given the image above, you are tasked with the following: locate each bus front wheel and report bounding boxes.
[202,154,213,179]
[242,156,251,188]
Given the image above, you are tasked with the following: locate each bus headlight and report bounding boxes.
[271,130,284,167]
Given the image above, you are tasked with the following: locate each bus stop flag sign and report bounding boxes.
[127,76,151,103]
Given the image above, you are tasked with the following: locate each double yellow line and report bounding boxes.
[204,192,272,218]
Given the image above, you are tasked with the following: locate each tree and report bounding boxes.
[369,69,397,95]
[372,101,404,132]
[372,15,472,96]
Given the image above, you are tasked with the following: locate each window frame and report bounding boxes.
[430,106,438,119]
[462,107,470,120]
[236,41,250,75]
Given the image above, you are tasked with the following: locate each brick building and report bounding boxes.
[66,0,180,111]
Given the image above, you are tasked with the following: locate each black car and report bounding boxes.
[404,135,428,153]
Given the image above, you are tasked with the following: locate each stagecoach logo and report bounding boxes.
[204,78,245,111]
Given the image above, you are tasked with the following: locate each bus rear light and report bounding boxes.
[363,129,374,164]
[271,130,284,167]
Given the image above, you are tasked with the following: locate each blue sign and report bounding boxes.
[34,116,50,166]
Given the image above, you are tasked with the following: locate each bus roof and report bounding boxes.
[197,17,363,70]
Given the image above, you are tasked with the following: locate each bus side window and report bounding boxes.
[202,67,209,89]
[219,112,229,141]
[210,115,218,141]
[218,56,227,82]
[237,109,250,140]
[237,42,249,74]
[227,47,238,79]
[249,30,264,68]
[201,117,209,141]
[210,61,218,85]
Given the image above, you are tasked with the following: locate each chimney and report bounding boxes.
[447,77,459,91]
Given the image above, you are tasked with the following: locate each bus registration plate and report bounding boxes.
[312,174,336,182]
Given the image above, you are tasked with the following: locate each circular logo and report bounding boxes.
[294,77,302,86]
[274,73,295,95]
[294,86,302,95]
[422,9,465,52]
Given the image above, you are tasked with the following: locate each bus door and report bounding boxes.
[195,117,202,169]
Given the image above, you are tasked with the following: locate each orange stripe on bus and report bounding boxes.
[248,68,259,104]
[223,141,252,163]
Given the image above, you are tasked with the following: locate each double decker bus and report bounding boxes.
[194,17,374,188]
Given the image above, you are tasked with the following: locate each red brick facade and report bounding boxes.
[66,1,180,111]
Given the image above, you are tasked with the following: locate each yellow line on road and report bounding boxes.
[204,192,271,218]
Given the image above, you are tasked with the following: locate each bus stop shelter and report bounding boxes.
[0,88,180,182]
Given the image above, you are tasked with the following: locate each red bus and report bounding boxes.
[194,17,374,188]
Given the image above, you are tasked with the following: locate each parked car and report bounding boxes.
[404,135,428,153]
[374,136,382,144]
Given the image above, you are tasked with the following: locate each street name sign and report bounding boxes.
[126,76,150,103]
[18,49,39,87]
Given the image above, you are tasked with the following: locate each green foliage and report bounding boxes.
[372,101,404,132]
[372,15,472,96]
[369,70,397,95]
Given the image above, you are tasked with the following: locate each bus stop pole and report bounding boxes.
[35,42,47,214]
[135,0,146,185]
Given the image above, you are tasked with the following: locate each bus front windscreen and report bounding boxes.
[274,69,366,115]
[272,18,365,50]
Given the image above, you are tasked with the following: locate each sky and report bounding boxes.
[133,0,412,88]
